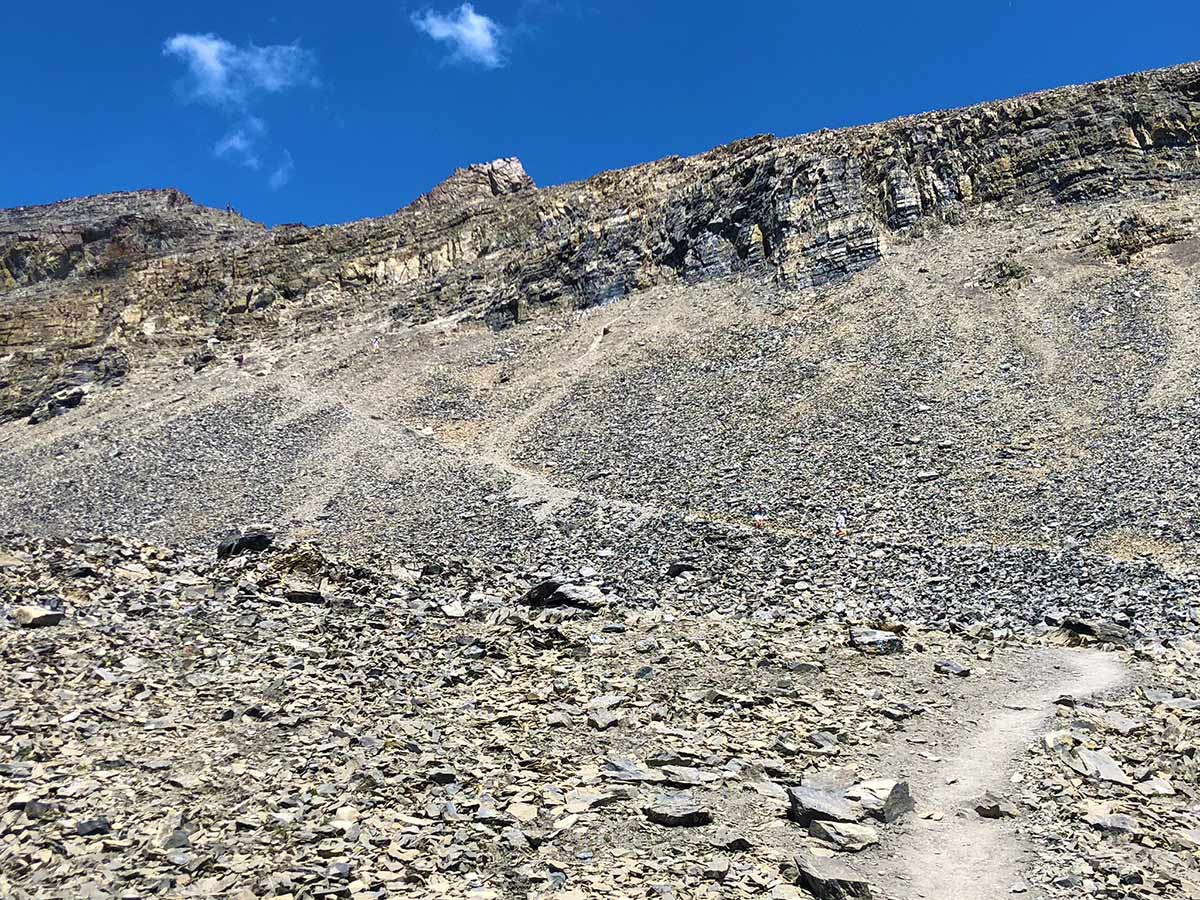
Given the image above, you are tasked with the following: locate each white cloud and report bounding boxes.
[163,33,317,107]
[269,151,295,190]
[163,33,314,188]
[412,4,505,68]
[213,117,266,169]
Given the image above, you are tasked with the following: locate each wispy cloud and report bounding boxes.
[213,117,266,169]
[163,33,317,106]
[269,151,295,190]
[412,4,505,68]
[163,33,316,188]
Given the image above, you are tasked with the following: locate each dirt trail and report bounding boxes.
[476,303,637,465]
[873,648,1127,900]
[466,301,650,522]
[272,295,816,533]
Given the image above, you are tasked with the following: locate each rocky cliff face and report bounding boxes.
[2,63,1200,422]
[0,188,260,289]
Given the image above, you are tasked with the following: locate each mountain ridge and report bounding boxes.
[2,60,1200,424]
[10,59,1199,226]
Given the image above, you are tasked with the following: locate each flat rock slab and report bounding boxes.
[75,817,112,836]
[11,606,64,627]
[519,577,604,610]
[1135,777,1175,797]
[1048,733,1136,786]
[603,756,661,783]
[1075,748,1133,786]
[809,820,879,852]
[587,709,622,730]
[643,794,712,827]
[794,853,873,898]
[787,786,861,826]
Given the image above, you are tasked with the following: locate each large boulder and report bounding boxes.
[845,779,913,823]
[217,529,274,560]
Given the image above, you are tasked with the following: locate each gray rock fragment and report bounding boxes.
[934,659,971,677]
[519,577,604,610]
[845,779,913,823]
[849,627,902,655]
[809,819,879,852]
[973,791,1019,819]
[75,817,112,836]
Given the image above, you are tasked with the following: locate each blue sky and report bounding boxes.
[4,1,1198,226]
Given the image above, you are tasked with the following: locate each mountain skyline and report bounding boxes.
[5,0,1200,226]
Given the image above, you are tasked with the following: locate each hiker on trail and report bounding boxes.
[835,508,848,537]
[752,506,768,529]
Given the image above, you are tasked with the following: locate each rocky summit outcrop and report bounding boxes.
[415,157,536,210]
[3,62,1200,423]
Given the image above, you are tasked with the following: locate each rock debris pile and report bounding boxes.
[2,534,1195,898]
[1011,644,1200,898]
